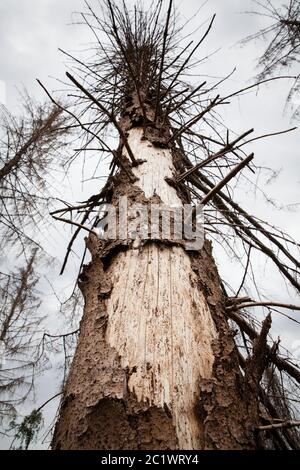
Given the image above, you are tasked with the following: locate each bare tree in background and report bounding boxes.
[0,249,42,427]
[0,93,69,252]
[0,95,70,430]
[242,0,300,116]
[31,0,300,449]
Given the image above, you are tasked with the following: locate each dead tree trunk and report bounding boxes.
[47,0,300,451]
[52,95,265,450]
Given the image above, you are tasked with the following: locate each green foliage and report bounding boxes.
[11,409,43,450]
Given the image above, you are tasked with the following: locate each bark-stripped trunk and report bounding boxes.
[52,97,263,450]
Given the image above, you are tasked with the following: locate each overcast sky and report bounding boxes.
[0,0,299,449]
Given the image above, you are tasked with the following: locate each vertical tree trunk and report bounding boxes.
[52,97,263,449]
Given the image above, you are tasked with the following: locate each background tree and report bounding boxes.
[0,95,70,431]
[0,93,69,251]
[34,0,300,450]
[242,0,300,117]
[0,250,42,428]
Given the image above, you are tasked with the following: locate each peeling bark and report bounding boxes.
[52,112,264,450]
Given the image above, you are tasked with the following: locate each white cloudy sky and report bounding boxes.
[0,0,299,449]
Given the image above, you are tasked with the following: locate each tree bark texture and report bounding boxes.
[52,102,263,450]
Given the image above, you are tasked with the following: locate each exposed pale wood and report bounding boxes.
[104,128,218,448]
[126,128,182,206]
[106,244,217,449]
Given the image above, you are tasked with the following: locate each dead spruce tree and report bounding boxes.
[0,94,69,427]
[43,0,300,449]
[242,0,300,80]
[0,93,69,251]
[242,0,300,117]
[0,249,42,426]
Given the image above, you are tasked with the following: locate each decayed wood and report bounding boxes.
[52,116,269,449]
[52,124,221,449]
[257,420,300,431]
[114,128,217,448]
[106,244,217,449]
[127,128,182,205]
[50,95,280,450]
[48,0,300,450]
